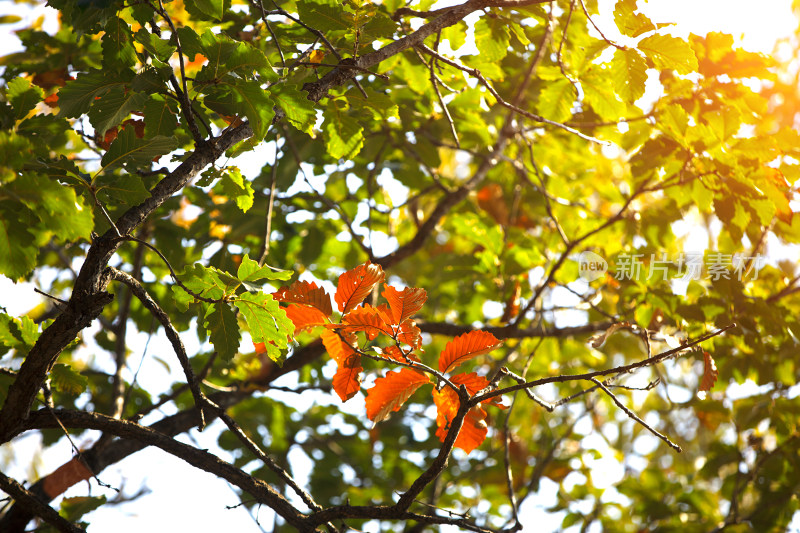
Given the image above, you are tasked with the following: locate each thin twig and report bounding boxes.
[416,44,608,145]
[589,377,681,452]
[108,267,210,430]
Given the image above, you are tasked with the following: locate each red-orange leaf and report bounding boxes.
[397,319,422,349]
[321,329,357,364]
[333,353,362,402]
[274,280,333,316]
[254,341,267,354]
[451,372,508,409]
[377,345,420,363]
[382,285,427,324]
[432,385,490,453]
[438,330,502,374]
[284,304,329,333]
[366,368,430,423]
[699,350,718,393]
[342,305,394,340]
[335,262,385,314]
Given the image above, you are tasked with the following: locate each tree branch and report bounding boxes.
[0,471,85,533]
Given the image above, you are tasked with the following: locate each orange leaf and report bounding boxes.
[185,53,208,72]
[432,385,489,453]
[438,330,502,374]
[377,345,420,363]
[333,353,362,402]
[43,92,59,108]
[476,183,510,226]
[342,305,393,340]
[285,304,329,333]
[699,350,718,393]
[335,262,385,313]
[321,329,357,364]
[382,285,427,324]
[41,457,93,499]
[274,280,333,316]
[451,372,508,409]
[254,341,267,354]
[97,127,118,150]
[366,368,430,423]
[309,49,325,65]
[122,118,145,139]
[397,319,422,350]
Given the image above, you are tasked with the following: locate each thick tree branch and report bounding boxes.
[0,471,85,533]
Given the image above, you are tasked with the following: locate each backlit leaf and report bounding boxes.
[438,331,502,374]
[382,285,427,324]
[321,329,356,363]
[341,305,393,340]
[366,368,429,423]
[332,353,362,402]
[285,304,329,332]
[335,262,385,314]
[50,364,88,395]
[699,350,718,393]
[234,292,293,365]
[275,280,333,316]
[204,302,241,361]
[639,34,698,75]
[610,48,647,103]
[397,320,422,350]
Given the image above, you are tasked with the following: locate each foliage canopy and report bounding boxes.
[1,0,800,531]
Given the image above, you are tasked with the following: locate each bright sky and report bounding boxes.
[1,0,799,531]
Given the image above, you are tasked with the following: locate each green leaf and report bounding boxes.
[582,68,627,120]
[57,69,130,119]
[95,174,151,205]
[12,173,94,241]
[181,263,240,300]
[143,94,178,138]
[537,78,575,123]
[100,124,178,174]
[102,17,137,71]
[297,0,348,32]
[131,67,170,94]
[271,85,316,135]
[219,167,254,213]
[441,21,468,50]
[134,29,175,62]
[638,34,698,75]
[87,86,148,135]
[50,363,89,395]
[60,496,106,522]
[204,303,241,361]
[323,101,364,159]
[474,16,509,62]
[7,77,43,120]
[614,0,657,38]
[193,0,224,21]
[237,254,293,285]
[610,48,647,103]
[346,88,399,121]
[203,79,274,142]
[0,201,38,279]
[172,285,194,312]
[234,292,293,365]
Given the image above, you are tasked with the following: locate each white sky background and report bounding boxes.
[1,0,799,531]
